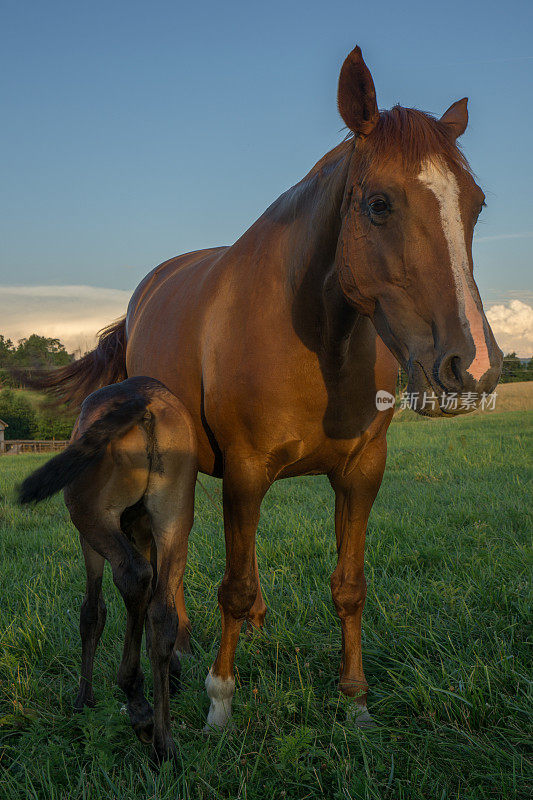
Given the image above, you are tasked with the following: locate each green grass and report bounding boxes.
[0,411,531,799]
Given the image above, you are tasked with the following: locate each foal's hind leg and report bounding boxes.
[114,542,154,744]
[69,511,155,743]
[145,487,196,761]
[134,520,185,695]
[74,538,106,710]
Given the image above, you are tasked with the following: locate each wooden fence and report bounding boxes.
[1,439,69,455]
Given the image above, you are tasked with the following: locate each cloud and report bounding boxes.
[2,284,532,361]
[0,285,132,354]
[486,299,533,357]
[475,231,533,243]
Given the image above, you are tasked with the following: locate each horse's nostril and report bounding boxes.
[450,356,463,386]
[438,354,464,391]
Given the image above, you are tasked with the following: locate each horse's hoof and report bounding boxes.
[347,704,375,728]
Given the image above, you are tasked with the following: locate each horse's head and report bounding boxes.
[335,47,502,415]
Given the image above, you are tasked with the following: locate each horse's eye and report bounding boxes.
[368,197,390,219]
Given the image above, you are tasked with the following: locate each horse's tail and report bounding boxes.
[16,318,127,408]
[18,389,147,504]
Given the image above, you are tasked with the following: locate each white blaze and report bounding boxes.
[417,157,491,382]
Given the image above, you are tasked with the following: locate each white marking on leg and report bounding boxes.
[418,157,491,382]
[204,668,235,731]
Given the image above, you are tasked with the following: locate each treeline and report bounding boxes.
[0,333,532,441]
[500,352,533,382]
[398,352,533,389]
[0,333,73,376]
[0,334,76,440]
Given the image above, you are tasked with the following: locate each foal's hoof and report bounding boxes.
[133,718,154,744]
[150,735,177,767]
[131,703,155,744]
[73,686,95,712]
[175,629,193,656]
[347,704,376,728]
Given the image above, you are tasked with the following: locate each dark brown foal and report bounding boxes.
[19,377,197,762]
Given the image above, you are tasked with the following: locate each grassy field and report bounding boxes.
[0,411,531,799]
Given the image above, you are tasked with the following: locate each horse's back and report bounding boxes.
[126,247,228,334]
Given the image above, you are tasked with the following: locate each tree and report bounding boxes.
[0,336,15,368]
[0,389,37,439]
[501,352,523,382]
[12,335,72,369]
[33,398,76,439]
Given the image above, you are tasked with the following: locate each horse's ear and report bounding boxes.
[337,46,379,137]
[440,98,468,139]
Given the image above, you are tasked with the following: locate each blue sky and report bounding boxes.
[1,0,532,353]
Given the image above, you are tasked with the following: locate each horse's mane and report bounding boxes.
[356,105,472,176]
[270,105,471,226]
[259,106,473,292]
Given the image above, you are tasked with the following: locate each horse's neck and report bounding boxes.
[262,139,360,355]
[264,140,352,290]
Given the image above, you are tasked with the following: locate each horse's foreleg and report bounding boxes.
[205,460,268,730]
[329,436,387,727]
[174,582,192,655]
[245,548,267,633]
[74,538,106,710]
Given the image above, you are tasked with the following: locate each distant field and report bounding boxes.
[0,411,531,799]
[395,380,533,420]
[488,381,533,413]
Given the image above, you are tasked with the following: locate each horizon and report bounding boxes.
[1,0,532,355]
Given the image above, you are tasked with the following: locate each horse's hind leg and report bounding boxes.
[205,457,268,731]
[74,538,106,710]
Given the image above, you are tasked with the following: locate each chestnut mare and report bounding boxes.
[36,47,502,748]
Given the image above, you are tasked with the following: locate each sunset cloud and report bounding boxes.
[0,285,131,354]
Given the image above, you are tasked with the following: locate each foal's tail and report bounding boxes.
[16,318,127,408]
[18,391,147,505]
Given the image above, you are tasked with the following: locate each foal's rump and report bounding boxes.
[18,377,196,508]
